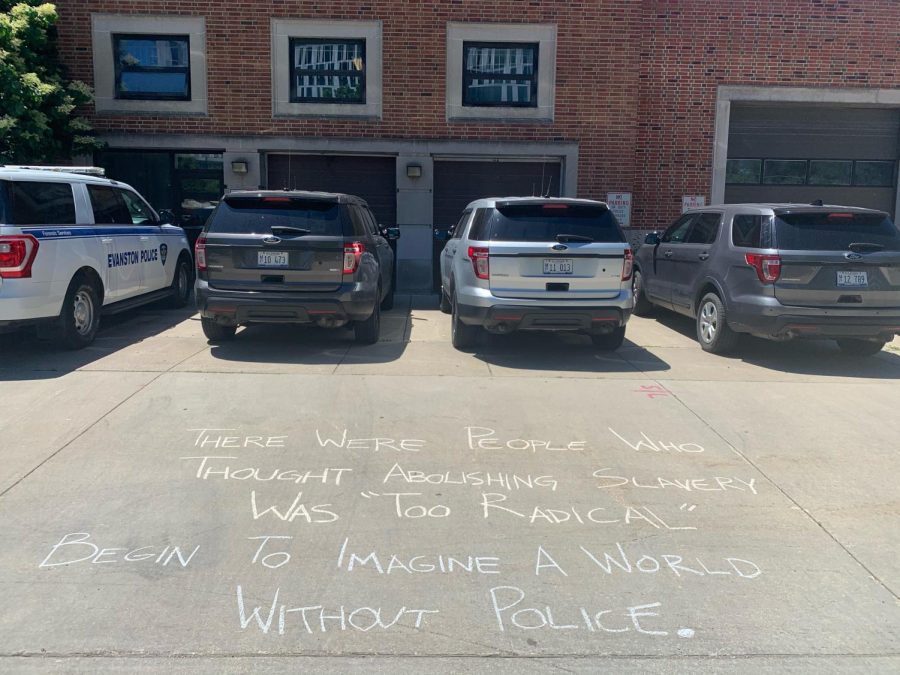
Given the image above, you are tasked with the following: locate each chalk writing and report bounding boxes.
[578,541,761,579]
[382,463,558,491]
[190,428,287,448]
[249,536,293,569]
[635,385,671,399]
[608,428,705,453]
[335,538,501,575]
[315,429,426,452]
[593,469,757,494]
[360,491,451,519]
[40,532,199,569]
[466,426,586,452]
[250,490,339,523]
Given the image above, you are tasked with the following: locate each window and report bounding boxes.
[808,160,852,186]
[686,213,721,244]
[114,34,191,100]
[462,42,538,108]
[725,159,762,185]
[290,39,366,103]
[773,212,900,252]
[348,205,372,236]
[468,209,492,240]
[451,210,472,239]
[208,197,347,236]
[853,161,894,187]
[88,185,133,225]
[661,215,696,244]
[5,181,76,225]
[119,190,156,225]
[732,215,765,248]
[485,204,624,243]
[763,160,807,185]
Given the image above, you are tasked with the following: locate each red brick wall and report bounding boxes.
[54,0,900,229]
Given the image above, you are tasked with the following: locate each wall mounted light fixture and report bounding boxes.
[231,160,249,174]
[406,163,422,179]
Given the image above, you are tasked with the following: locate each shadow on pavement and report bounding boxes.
[471,330,670,374]
[0,302,197,382]
[206,308,412,366]
[647,312,900,379]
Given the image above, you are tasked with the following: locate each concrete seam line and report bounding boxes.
[1,652,899,660]
[654,381,900,604]
[0,342,209,502]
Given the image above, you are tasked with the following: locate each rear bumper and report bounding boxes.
[458,303,629,333]
[729,302,900,340]
[195,279,376,325]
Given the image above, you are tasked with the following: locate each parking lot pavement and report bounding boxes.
[1,297,899,673]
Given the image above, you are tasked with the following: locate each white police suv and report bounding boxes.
[0,167,194,348]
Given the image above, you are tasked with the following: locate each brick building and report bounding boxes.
[54,0,900,289]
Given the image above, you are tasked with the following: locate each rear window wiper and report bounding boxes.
[270,226,311,236]
[848,242,885,253]
[556,233,594,243]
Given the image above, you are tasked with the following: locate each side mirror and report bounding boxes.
[158,208,175,225]
[434,228,452,242]
[385,226,401,241]
[644,232,661,246]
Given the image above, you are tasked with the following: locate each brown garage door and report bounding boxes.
[433,160,562,230]
[266,154,397,227]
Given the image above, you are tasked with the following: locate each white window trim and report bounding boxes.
[446,22,557,123]
[91,14,207,116]
[272,19,383,119]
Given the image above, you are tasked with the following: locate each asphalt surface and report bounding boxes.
[1,296,899,674]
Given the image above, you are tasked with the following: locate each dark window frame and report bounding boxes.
[113,33,191,101]
[462,41,539,109]
[289,37,367,104]
[853,160,896,188]
[4,180,77,225]
[726,157,898,188]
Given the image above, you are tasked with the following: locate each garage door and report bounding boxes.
[432,159,563,289]
[725,105,899,215]
[266,154,397,227]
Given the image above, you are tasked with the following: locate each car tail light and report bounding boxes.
[745,253,781,283]
[621,248,634,282]
[195,236,207,272]
[343,242,365,274]
[468,246,490,280]
[0,235,39,278]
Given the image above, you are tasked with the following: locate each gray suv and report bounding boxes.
[195,191,398,344]
[633,204,900,355]
[440,197,634,350]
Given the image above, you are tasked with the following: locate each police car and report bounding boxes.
[0,166,194,348]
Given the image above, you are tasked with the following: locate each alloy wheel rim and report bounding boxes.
[177,264,188,297]
[73,291,94,335]
[633,272,642,298]
[700,301,717,343]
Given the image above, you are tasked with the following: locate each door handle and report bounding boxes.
[698,253,710,261]
[663,250,674,258]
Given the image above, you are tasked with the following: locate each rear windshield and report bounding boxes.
[774,212,900,251]
[207,197,347,235]
[482,204,624,243]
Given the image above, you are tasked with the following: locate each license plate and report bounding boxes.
[258,251,289,267]
[543,258,573,275]
[837,270,867,287]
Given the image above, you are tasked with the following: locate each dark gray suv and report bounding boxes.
[633,204,900,355]
[195,191,398,344]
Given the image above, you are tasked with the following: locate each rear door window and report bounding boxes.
[468,208,491,240]
[450,210,471,239]
[207,197,348,236]
[5,181,77,225]
[487,203,624,242]
[773,212,900,251]
[88,185,132,224]
[686,213,721,244]
[732,214,765,248]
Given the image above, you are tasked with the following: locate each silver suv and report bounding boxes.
[633,204,900,355]
[439,197,634,350]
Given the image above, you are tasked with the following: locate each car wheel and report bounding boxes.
[166,254,193,308]
[451,293,478,350]
[355,291,381,344]
[380,279,395,311]
[439,287,451,314]
[696,293,739,354]
[54,276,101,350]
[632,270,654,317]
[201,317,236,342]
[836,338,887,357]
[591,326,626,350]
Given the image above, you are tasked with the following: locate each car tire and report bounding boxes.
[166,254,193,308]
[54,276,101,350]
[439,287,451,314]
[836,338,887,357]
[201,317,236,342]
[451,293,478,350]
[696,293,739,354]
[632,270,654,317]
[591,326,626,350]
[380,281,395,311]
[355,292,381,345]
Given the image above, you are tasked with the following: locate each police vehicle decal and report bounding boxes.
[21,226,186,240]
[160,243,168,265]
[107,248,160,269]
